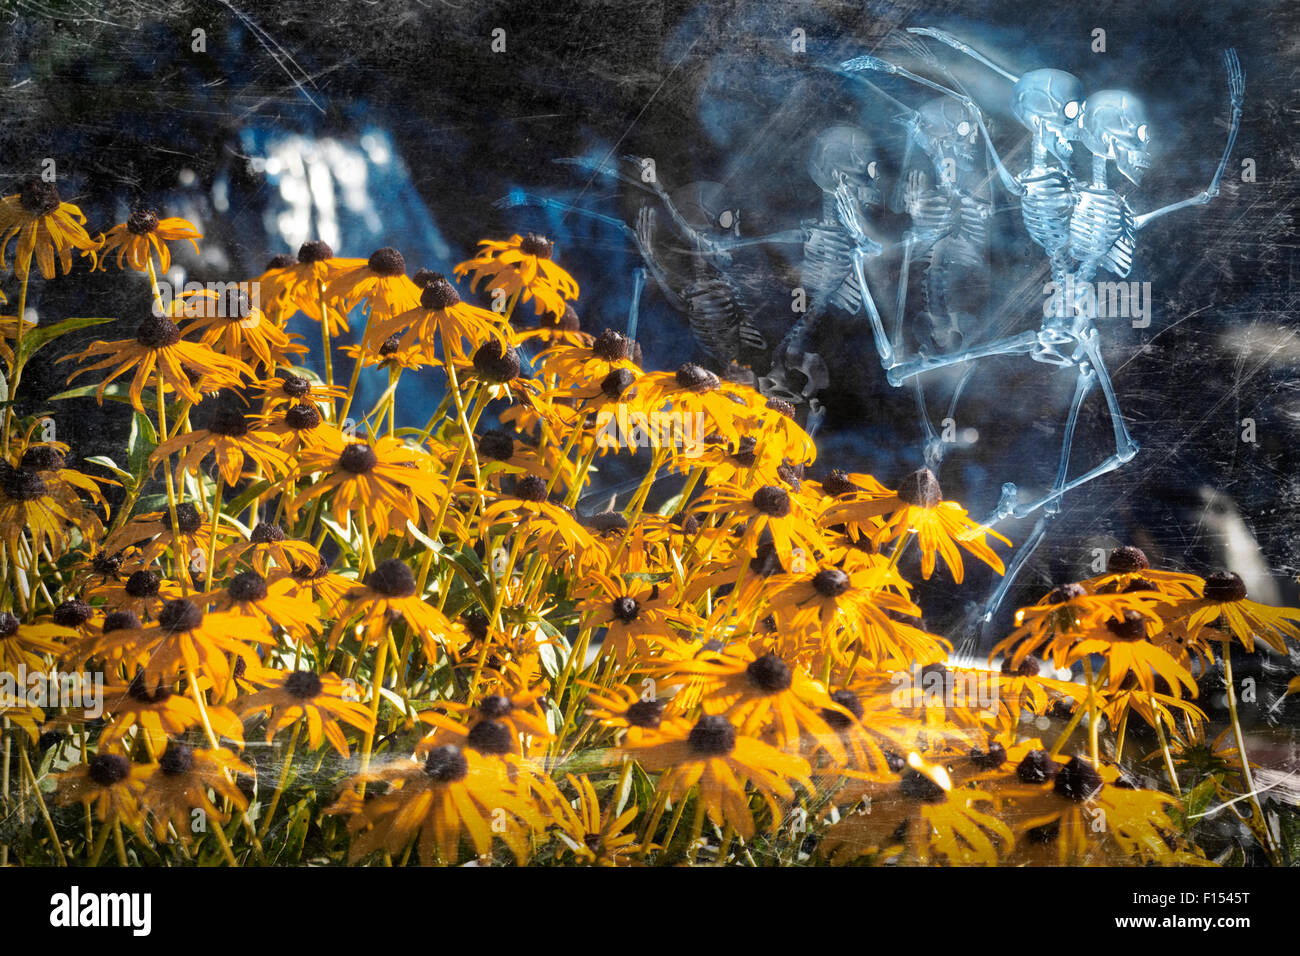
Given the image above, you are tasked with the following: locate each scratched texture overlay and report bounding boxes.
[0,0,1297,637]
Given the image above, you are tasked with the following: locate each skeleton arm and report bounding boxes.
[1135,49,1244,231]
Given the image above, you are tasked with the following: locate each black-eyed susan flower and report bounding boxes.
[149,402,290,488]
[216,523,320,577]
[290,437,445,540]
[454,233,579,319]
[0,611,75,672]
[549,773,641,864]
[259,240,365,331]
[139,741,250,845]
[98,670,243,753]
[62,312,251,412]
[480,474,595,559]
[210,569,321,643]
[693,480,823,569]
[330,559,456,656]
[326,246,422,324]
[1176,570,1300,655]
[370,270,508,359]
[0,178,100,279]
[821,468,1008,583]
[54,752,148,833]
[233,667,374,758]
[96,208,200,274]
[180,285,305,370]
[85,597,272,695]
[337,744,546,864]
[622,714,812,840]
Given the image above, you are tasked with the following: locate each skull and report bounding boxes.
[1008,68,1083,164]
[808,125,882,208]
[907,97,980,183]
[668,181,741,238]
[1076,89,1151,185]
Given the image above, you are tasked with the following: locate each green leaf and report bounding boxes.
[127,411,158,482]
[84,455,133,484]
[225,479,273,519]
[18,316,116,363]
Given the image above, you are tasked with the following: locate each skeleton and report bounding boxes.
[839,54,994,471]
[843,47,1244,626]
[907,28,1083,308]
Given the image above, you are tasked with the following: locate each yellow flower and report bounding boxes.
[96,209,200,273]
[454,233,579,318]
[0,179,100,279]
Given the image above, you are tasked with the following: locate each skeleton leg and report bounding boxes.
[1008,328,1138,517]
[848,245,897,369]
[627,267,647,340]
[886,330,1038,386]
[981,364,1094,622]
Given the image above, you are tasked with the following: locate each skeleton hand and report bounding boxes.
[903,170,927,217]
[835,182,882,255]
[1225,48,1245,114]
[635,205,656,254]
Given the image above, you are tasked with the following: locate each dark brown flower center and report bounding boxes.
[365,559,417,598]
[52,598,94,628]
[136,315,183,349]
[281,375,311,398]
[479,695,513,719]
[251,523,287,544]
[1054,756,1104,801]
[1016,749,1057,784]
[540,304,581,331]
[159,741,194,776]
[104,610,142,634]
[625,699,664,729]
[126,208,159,235]
[601,367,636,400]
[593,329,630,362]
[821,469,856,497]
[126,669,166,702]
[472,340,520,383]
[752,485,791,517]
[822,689,864,729]
[611,596,639,623]
[339,443,379,474]
[284,669,323,699]
[228,570,269,603]
[157,599,203,633]
[88,753,131,787]
[466,718,514,755]
[589,511,628,535]
[207,405,250,437]
[266,254,296,271]
[897,468,942,508]
[730,435,757,467]
[1046,582,1086,604]
[813,567,850,597]
[1107,545,1149,574]
[899,767,946,803]
[514,474,549,503]
[419,274,461,310]
[0,612,20,638]
[285,403,321,430]
[174,502,203,534]
[776,462,803,492]
[2,467,47,501]
[765,397,796,420]
[674,362,719,392]
[367,246,406,277]
[519,233,553,258]
[970,742,1007,770]
[20,444,64,472]
[746,653,793,692]
[1106,609,1148,642]
[93,551,125,577]
[124,569,162,598]
[1203,570,1247,603]
[19,178,60,215]
[423,744,470,782]
[478,429,515,461]
[297,240,333,263]
[687,714,736,757]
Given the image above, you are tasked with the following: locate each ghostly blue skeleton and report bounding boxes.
[842,35,1245,626]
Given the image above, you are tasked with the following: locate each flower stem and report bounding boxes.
[1220,638,1278,860]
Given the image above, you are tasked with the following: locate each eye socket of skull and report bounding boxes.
[957,120,971,137]
[1064,100,1080,120]
[1137,123,1148,143]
